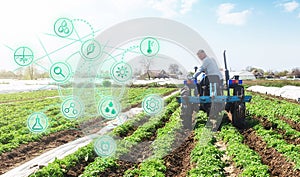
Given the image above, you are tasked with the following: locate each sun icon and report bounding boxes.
[116,65,129,78]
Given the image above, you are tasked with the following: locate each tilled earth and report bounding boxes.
[0,129,82,175]
[242,128,300,177]
[164,131,196,177]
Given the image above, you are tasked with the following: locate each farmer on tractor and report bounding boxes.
[179,49,252,131]
[193,49,223,96]
[180,49,224,131]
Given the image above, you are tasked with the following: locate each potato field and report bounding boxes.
[0,86,300,177]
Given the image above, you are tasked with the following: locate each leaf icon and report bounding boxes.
[87,43,95,55]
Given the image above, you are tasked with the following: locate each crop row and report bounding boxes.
[218,124,269,177]
[30,94,179,177]
[112,93,176,137]
[123,107,182,177]
[248,92,300,123]
[81,98,180,176]
[0,97,76,154]
[0,88,175,155]
[0,89,60,103]
[247,93,300,139]
[187,112,224,177]
[252,123,300,170]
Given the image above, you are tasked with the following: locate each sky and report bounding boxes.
[0,0,299,72]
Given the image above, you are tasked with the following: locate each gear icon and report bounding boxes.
[146,98,160,112]
[142,94,164,116]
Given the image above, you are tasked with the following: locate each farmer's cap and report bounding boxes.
[197,49,205,54]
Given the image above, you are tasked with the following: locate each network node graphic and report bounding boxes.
[61,97,84,119]
[27,112,48,133]
[14,46,34,66]
[140,37,160,57]
[49,62,72,83]
[54,18,74,38]
[110,61,132,83]
[81,39,102,60]
[142,94,164,116]
[94,135,117,157]
[98,97,121,119]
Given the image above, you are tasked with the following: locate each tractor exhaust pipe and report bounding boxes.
[223,50,230,96]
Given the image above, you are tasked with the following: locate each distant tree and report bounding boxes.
[168,64,179,74]
[15,68,24,79]
[277,70,289,77]
[140,58,151,80]
[0,70,16,78]
[24,65,36,80]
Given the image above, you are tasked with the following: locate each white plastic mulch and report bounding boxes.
[247,85,300,102]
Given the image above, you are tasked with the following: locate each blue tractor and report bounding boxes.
[177,50,252,130]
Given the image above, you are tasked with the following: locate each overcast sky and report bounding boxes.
[0,0,299,72]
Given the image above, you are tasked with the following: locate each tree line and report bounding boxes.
[246,66,300,79]
[0,66,48,80]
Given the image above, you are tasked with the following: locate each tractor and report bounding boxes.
[177,50,252,130]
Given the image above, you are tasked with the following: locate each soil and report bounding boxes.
[0,129,82,175]
[164,131,196,177]
[65,157,95,177]
[63,107,176,177]
[119,137,155,163]
[215,140,241,177]
[118,116,151,138]
[280,116,300,132]
[242,128,300,177]
[93,160,135,177]
[253,116,300,145]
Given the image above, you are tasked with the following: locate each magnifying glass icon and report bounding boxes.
[54,66,65,78]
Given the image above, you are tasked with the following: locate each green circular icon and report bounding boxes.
[140,37,160,57]
[49,62,72,83]
[110,61,132,83]
[94,135,116,157]
[142,94,164,116]
[98,97,121,119]
[61,97,84,119]
[14,46,34,66]
[54,18,74,38]
[81,39,102,60]
[27,112,48,133]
